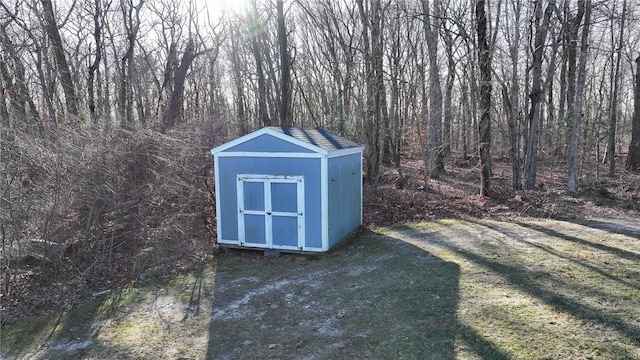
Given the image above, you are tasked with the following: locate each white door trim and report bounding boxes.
[237,174,305,250]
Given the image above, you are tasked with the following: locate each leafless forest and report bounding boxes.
[1,0,640,321]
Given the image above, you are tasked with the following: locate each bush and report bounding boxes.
[1,121,224,322]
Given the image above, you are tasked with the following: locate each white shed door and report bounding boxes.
[237,175,305,250]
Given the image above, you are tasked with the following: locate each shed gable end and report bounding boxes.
[222,134,316,154]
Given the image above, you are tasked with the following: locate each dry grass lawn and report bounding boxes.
[2,217,639,359]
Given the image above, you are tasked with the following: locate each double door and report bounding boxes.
[237,175,305,250]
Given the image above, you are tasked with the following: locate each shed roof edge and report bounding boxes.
[211,127,364,155]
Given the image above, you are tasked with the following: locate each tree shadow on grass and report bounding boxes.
[206,232,507,359]
[566,218,640,238]
[515,221,640,263]
[475,220,639,290]
[411,219,640,357]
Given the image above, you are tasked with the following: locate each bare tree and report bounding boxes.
[567,0,591,193]
[385,0,410,169]
[277,0,291,127]
[314,0,359,136]
[524,0,556,190]
[2,0,638,191]
[453,13,479,162]
[476,0,492,196]
[161,38,195,132]
[461,64,471,159]
[604,0,626,176]
[0,57,9,126]
[558,0,585,157]
[421,0,444,178]
[0,15,41,133]
[41,0,80,122]
[119,0,144,128]
[501,0,525,190]
[87,0,106,124]
[441,6,458,156]
[627,55,640,171]
[229,22,248,135]
[250,0,270,127]
[356,0,384,184]
[0,25,27,128]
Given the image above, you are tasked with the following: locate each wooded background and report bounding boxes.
[2,0,640,182]
[2,0,640,304]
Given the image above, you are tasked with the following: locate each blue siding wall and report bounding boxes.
[217,156,322,249]
[327,153,362,247]
[225,134,315,153]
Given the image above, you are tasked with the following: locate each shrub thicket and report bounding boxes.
[1,121,223,322]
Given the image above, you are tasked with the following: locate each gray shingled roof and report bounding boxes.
[270,127,362,151]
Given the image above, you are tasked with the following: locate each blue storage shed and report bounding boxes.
[210,127,363,252]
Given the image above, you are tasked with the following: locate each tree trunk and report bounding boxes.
[277,0,291,127]
[88,0,103,124]
[230,27,247,135]
[476,0,492,196]
[557,35,567,156]
[461,70,470,159]
[161,38,195,132]
[356,0,382,184]
[422,0,444,178]
[503,0,523,190]
[0,34,25,128]
[0,27,40,132]
[502,84,521,190]
[156,43,176,121]
[605,0,626,176]
[32,43,56,134]
[374,14,390,167]
[258,37,278,123]
[101,21,112,127]
[251,0,270,127]
[255,41,270,127]
[119,0,143,128]
[467,42,479,156]
[418,45,430,185]
[541,32,561,154]
[0,66,9,127]
[562,1,585,156]
[442,26,455,156]
[524,0,556,189]
[134,68,146,124]
[388,12,402,167]
[567,0,591,193]
[626,56,640,171]
[41,0,79,122]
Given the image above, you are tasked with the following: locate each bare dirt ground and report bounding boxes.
[1,154,639,327]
